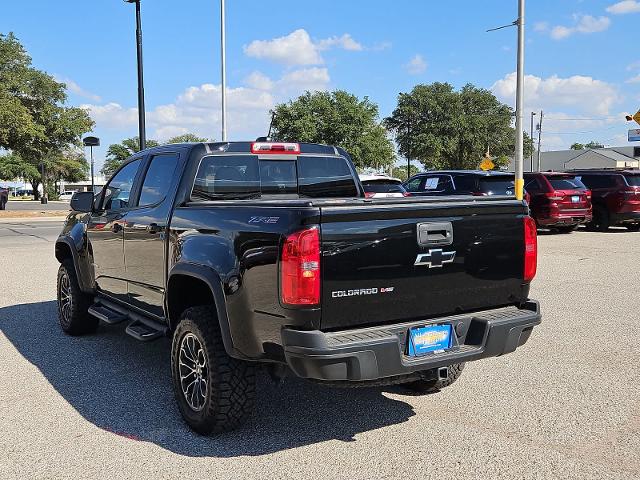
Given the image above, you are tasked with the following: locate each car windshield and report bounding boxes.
[362,181,405,193]
[478,177,515,195]
[624,175,640,186]
[548,176,587,190]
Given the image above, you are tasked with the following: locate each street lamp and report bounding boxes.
[220,0,227,141]
[124,0,147,150]
[83,136,100,193]
[530,112,536,172]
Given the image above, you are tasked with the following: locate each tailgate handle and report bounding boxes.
[417,222,453,246]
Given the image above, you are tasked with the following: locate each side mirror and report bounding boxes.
[70,192,94,213]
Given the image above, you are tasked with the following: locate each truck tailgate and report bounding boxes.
[319,198,528,330]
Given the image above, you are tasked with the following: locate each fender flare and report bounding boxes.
[167,263,243,359]
[55,236,93,293]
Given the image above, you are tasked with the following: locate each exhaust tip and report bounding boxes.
[437,367,449,381]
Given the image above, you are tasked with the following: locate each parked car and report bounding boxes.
[15,189,33,197]
[523,172,592,233]
[55,141,541,434]
[0,187,8,210]
[59,191,77,201]
[569,169,640,231]
[403,170,515,196]
[359,174,410,198]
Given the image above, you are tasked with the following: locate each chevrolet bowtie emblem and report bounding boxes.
[414,249,456,268]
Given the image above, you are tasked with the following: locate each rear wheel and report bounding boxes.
[626,224,640,232]
[57,260,98,335]
[404,363,465,394]
[591,205,610,232]
[171,306,256,434]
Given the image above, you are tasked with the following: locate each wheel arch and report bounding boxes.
[166,263,241,359]
[55,238,92,293]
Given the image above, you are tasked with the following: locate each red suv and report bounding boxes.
[571,169,640,231]
[524,172,592,232]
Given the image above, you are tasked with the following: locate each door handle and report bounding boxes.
[112,223,122,233]
[147,223,161,234]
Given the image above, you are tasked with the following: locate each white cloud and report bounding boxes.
[244,29,322,66]
[83,67,331,142]
[533,22,549,32]
[626,60,640,71]
[243,29,367,66]
[491,72,620,116]
[55,76,102,102]
[549,14,611,40]
[607,1,640,14]
[404,54,427,75]
[626,74,640,83]
[80,102,137,128]
[317,34,363,51]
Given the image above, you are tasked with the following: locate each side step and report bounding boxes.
[125,320,165,342]
[88,305,127,325]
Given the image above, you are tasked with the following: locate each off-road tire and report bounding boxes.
[404,363,465,394]
[57,260,97,335]
[591,205,610,232]
[171,306,256,434]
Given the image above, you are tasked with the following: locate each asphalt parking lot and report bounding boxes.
[0,219,638,480]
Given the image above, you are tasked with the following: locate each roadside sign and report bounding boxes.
[479,157,495,171]
[628,129,640,142]
[634,110,640,126]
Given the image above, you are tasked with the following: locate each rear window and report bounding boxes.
[361,181,405,194]
[478,177,515,195]
[547,176,587,190]
[191,155,358,199]
[624,175,640,187]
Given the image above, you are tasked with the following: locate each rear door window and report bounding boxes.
[547,176,587,190]
[478,177,515,195]
[138,154,179,206]
[421,175,455,194]
[404,177,423,192]
[191,155,357,199]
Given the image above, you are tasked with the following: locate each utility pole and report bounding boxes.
[514,0,525,200]
[536,110,543,171]
[530,112,536,172]
[220,0,227,141]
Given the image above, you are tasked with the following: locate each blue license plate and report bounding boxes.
[407,324,452,356]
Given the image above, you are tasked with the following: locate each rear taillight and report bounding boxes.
[545,192,563,201]
[364,192,375,198]
[281,227,320,306]
[403,192,412,197]
[524,216,537,283]
[585,190,591,199]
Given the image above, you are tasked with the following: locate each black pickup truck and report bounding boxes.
[55,141,541,434]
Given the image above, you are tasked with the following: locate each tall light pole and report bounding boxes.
[83,136,100,193]
[536,110,544,171]
[125,0,147,150]
[220,0,227,141]
[514,0,525,200]
[530,112,536,172]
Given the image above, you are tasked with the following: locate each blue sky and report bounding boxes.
[2,0,640,169]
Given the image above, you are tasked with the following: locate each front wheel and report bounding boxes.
[171,306,256,434]
[404,363,465,394]
[57,260,97,335]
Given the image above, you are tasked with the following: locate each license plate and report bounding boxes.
[571,195,580,203]
[407,324,452,356]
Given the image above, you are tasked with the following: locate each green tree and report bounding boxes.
[166,133,208,144]
[0,153,39,182]
[384,82,533,170]
[585,141,604,149]
[102,133,209,176]
[570,143,584,150]
[270,90,395,170]
[0,33,94,199]
[102,136,160,176]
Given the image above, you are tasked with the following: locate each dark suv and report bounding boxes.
[570,169,640,231]
[523,172,592,233]
[403,171,520,197]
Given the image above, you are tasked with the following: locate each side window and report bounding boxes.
[138,154,179,207]
[297,156,358,198]
[404,177,423,192]
[422,176,441,191]
[524,177,542,192]
[101,159,142,211]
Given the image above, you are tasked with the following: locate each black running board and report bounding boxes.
[125,320,165,342]
[88,305,127,325]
